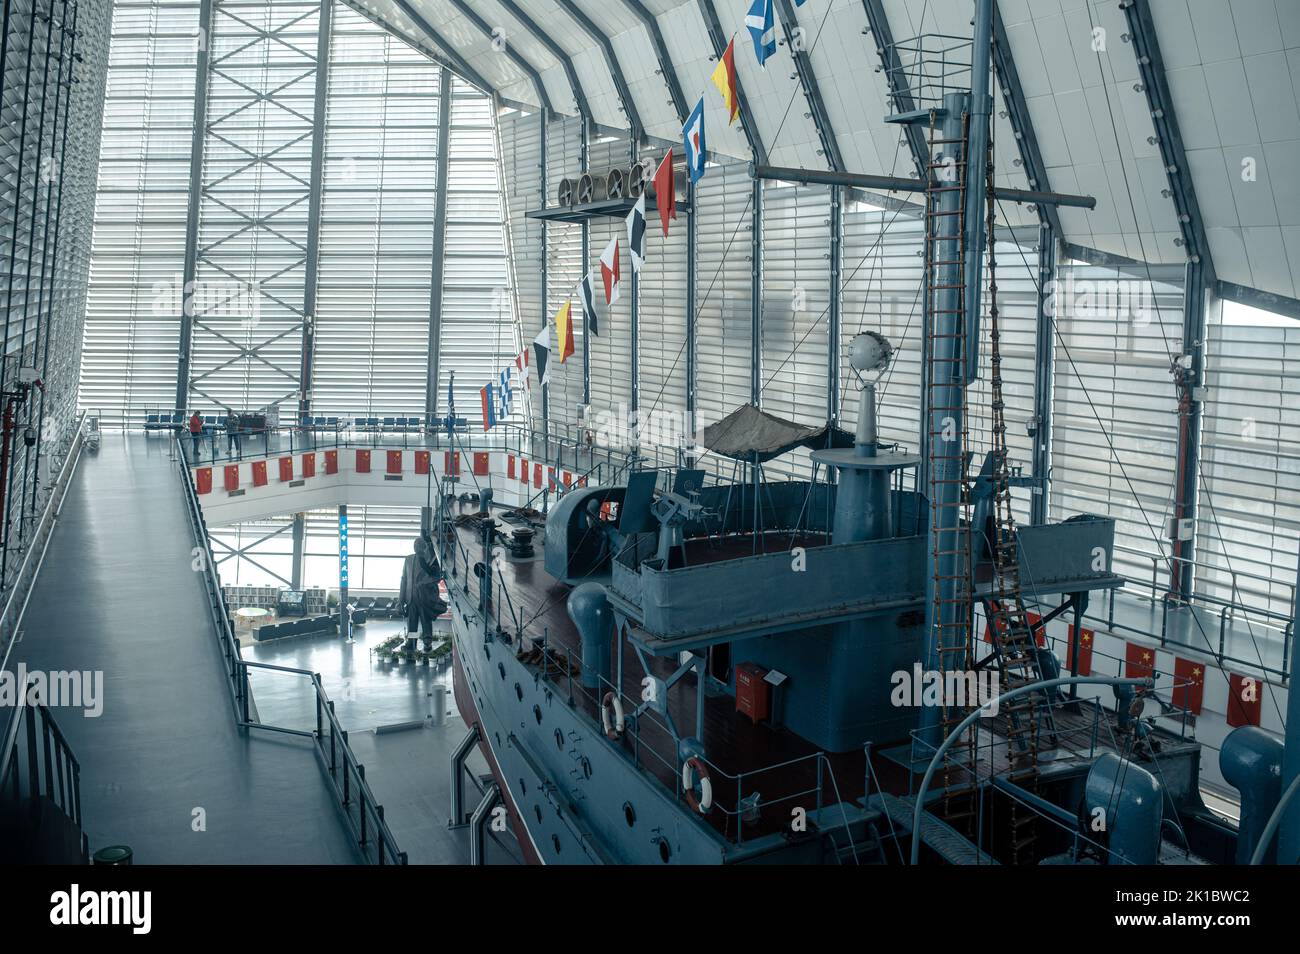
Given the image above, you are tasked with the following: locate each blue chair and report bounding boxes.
[325,417,338,428]
[382,416,396,430]
[367,417,378,429]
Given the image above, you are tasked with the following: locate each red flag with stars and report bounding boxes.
[1172,656,1205,716]
[1066,624,1094,677]
[1125,641,1156,679]
[1227,672,1262,727]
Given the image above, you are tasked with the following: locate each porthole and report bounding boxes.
[554,728,564,750]
[519,778,527,796]
[498,662,505,680]
[532,704,542,724]
[514,682,523,701]
[658,840,671,863]
[623,801,636,828]
[534,804,543,823]
[580,756,592,780]
[552,834,562,854]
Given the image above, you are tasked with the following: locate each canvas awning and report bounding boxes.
[701,404,852,463]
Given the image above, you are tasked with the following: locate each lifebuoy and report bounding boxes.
[600,692,625,740]
[681,756,713,814]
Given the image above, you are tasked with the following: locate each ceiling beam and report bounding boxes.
[990,3,1060,237]
[622,0,688,124]
[446,0,552,112]
[389,0,496,97]
[775,0,843,171]
[497,0,592,119]
[695,0,767,165]
[859,0,927,181]
[1120,0,1214,283]
[556,0,642,139]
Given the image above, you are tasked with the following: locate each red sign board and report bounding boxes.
[387,450,402,474]
[196,468,212,495]
[302,453,316,478]
[356,450,371,473]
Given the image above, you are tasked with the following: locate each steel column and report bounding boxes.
[960,0,994,382]
[426,67,454,423]
[775,0,843,172]
[1029,230,1057,525]
[557,0,642,140]
[1169,259,1206,601]
[828,185,843,426]
[539,109,549,457]
[581,117,590,407]
[446,0,551,112]
[175,0,215,413]
[917,92,970,748]
[860,0,927,180]
[990,2,1061,238]
[686,182,697,419]
[291,513,306,589]
[1121,0,1214,282]
[298,0,333,421]
[1280,539,1300,863]
[697,0,767,165]
[498,0,591,118]
[622,0,688,123]
[750,178,763,405]
[390,0,494,97]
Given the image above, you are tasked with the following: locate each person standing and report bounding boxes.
[225,410,241,458]
[188,410,203,460]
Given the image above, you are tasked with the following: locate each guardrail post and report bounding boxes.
[449,723,480,828]
[469,782,500,865]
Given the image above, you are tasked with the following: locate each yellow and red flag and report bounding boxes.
[711,36,739,125]
[555,300,575,363]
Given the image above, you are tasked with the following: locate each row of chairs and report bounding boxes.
[253,614,338,642]
[149,411,475,435]
[146,412,242,433]
[351,596,400,617]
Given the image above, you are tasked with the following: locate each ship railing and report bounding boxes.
[1102,543,1291,681]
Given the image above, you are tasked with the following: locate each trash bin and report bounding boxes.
[92,845,133,865]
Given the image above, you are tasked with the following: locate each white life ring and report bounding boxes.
[681,756,713,814]
[600,692,625,740]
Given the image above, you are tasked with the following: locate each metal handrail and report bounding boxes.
[174,436,406,864]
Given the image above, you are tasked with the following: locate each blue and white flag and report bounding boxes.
[498,367,513,418]
[746,0,776,67]
[684,97,706,184]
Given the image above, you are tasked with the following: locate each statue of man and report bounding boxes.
[400,533,446,638]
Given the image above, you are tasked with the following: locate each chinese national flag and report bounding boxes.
[1066,624,1094,677]
[1026,611,1046,648]
[1125,641,1156,679]
[1171,656,1205,716]
[1227,672,1262,727]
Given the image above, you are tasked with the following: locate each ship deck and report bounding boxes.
[445,509,869,844]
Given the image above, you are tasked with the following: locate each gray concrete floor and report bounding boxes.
[12,433,360,863]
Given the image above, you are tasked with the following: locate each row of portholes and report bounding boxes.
[481,628,668,863]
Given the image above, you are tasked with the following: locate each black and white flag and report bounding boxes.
[626,194,647,273]
[579,272,599,337]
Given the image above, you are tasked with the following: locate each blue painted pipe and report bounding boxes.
[1221,725,1284,864]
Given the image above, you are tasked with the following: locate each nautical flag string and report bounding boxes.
[746,0,775,67]
[599,237,621,305]
[579,272,599,336]
[711,35,739,125]
[498,366,513,418]
[653,150,676,237]
[626,195,647,274]
[684,97,706,184]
